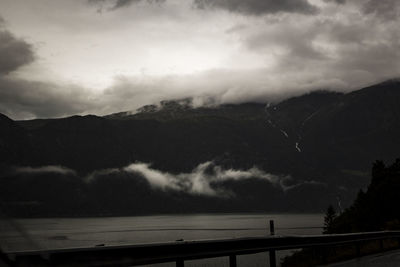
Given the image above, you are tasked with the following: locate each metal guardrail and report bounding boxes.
[5,230,400,267]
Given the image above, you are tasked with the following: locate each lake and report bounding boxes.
[0,213,324,266]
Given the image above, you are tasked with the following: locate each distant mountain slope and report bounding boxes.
[0,113,29,166]
[1,80,399,216]
[16,102,291,173]
[301,80,400,172]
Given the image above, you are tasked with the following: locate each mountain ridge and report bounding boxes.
[1,80,399,216]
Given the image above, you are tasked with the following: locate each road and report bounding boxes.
[326,250,400,267]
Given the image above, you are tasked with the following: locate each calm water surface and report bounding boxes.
[0,213,323,266]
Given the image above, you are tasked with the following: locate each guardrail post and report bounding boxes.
[229,255,237,267]
[176,259,184,267]
[269,220,276,267]
[270,220,275,236]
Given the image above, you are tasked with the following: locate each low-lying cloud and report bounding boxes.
[98,161,293,196]
[11,162,329,196]
[14,165,76,175]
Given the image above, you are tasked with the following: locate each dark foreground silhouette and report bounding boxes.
[282,158,400,266]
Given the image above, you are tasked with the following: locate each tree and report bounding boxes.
[323,205,337,234]
[371,160,385,186]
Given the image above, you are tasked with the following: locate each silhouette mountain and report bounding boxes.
[1,80,399,216]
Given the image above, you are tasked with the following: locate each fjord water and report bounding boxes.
[1,213,323,266]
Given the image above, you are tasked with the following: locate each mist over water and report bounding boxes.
[0,213,323,266]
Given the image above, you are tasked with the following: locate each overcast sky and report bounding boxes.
[0,0,399,119]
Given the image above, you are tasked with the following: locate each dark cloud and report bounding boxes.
[88,0,165,11]
[323,0,346,4]
[238,4,400,92]
[362,0,399,20]
[334,41,400,77]
[0,77,96,119]
[0,27,35,75]
[193,0,318,15]
[246,26,326,62]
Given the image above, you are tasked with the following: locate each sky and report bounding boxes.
[0,0,399,120]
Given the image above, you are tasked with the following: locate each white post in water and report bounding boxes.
[269,220,276,267]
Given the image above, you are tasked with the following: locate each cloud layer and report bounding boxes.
[0,1,399,119]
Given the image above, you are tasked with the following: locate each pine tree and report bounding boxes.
[323,205,337,234]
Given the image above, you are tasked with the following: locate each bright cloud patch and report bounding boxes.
[123,161,291,196]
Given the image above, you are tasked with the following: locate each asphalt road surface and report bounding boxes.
[326,250,400,267]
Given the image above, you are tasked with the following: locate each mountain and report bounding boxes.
[300,81,400,171]
[1,80,399,217]
[0,113,29,166]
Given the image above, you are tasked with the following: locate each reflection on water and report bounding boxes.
[0,213,323,266]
